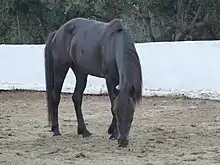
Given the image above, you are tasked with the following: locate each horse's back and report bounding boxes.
[51,17,121,78]
[50,18,106,63]
[70,18,106,48]
[68,18,124,78]
[66,18,108,77]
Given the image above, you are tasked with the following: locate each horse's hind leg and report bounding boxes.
[71,67,91,137]
[51,64,69,136]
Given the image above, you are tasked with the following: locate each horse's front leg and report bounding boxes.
[71,68,91,137]
[106,78,119,140]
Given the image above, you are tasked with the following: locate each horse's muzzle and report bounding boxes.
[117,123,130,147]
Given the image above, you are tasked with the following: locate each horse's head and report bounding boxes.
[113,89,135,147]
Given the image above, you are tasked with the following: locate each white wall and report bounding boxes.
[1,41,220,100]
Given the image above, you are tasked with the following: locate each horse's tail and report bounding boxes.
[113,25,142,105]
[44,31,56,125]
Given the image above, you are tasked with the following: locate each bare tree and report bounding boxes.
[170,0,209,41]
[132,5,156,41]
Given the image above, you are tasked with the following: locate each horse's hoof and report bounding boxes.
[82,130,92,138]
[53,132,61,136]
[77,127,85,135]
[118,139,129,147]
[109,129,118,140]
[109,134,117,140]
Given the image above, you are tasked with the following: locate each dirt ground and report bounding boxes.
[0,91,219,165]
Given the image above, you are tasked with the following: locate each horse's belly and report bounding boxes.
[75,53,106,78]
[80,64,104,77]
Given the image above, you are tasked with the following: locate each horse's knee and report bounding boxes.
[72,93,76,102]
[72,93,80,105]
[52,91,61,106]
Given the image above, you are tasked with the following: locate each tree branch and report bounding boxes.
[176,0,183,26]
[133,5,155,41]
[188,0,203,30]
[184,0,193,21]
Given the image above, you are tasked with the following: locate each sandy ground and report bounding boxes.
[0,91,220,165]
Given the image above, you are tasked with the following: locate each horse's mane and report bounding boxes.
[123,30,142,104]
[45,30,56,44]
[102,19,143,104]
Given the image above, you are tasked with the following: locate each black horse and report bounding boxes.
[44,17,142,147]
